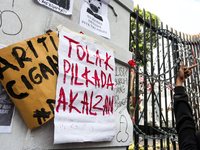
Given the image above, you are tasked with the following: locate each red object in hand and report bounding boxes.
[128,59,136,68]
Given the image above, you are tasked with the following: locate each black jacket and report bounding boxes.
[174,86,200,149]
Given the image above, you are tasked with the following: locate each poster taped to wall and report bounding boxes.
[0,44,15,133]
[0,82,15,133]
[79,0,111,39]
[0,31,59,130]
[54,29,115,144]
[36,0,74,15]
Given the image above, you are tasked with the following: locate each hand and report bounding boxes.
[176,62,198,86]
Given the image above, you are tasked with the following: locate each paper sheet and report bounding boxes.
[37,0,74,15]
[79,0,111,39]
[0,44,15,133]
[54,29,115,144]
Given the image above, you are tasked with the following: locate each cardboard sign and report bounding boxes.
[79,0,111,38]
[0,31,59,130]
[54,29,115,144]
[37,0,74,15]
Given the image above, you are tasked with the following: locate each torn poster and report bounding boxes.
[0,31,59,130]
[0,44,15,133]
[36,0,74,15]
[54,29,115,144]
[79,0,111,39]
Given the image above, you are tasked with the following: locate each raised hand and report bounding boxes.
[176,62,197,86]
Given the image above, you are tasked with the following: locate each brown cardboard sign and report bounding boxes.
[0,31,59,130]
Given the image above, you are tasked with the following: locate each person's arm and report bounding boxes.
[174,62,198,149]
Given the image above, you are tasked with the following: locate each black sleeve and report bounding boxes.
[174,86,199,150]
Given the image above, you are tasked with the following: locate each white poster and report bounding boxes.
[54,29,115,144]
[36,0,74,15]
[0,44,15,134]
[79,0,111,39]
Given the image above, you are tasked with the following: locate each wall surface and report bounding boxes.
[0,0,134,149]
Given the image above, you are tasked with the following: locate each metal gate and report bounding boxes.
[129,6,200,150]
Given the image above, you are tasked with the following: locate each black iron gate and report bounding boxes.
[129,6,200,150]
